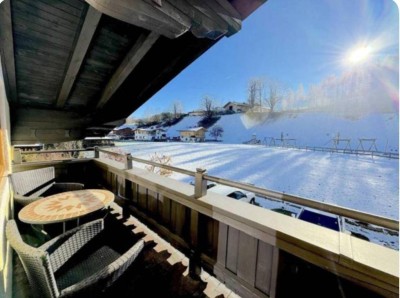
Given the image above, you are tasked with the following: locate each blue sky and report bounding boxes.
[132,0,399,119]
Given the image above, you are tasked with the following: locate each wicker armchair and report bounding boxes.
[6,219,144,298]
[11,167,84,206]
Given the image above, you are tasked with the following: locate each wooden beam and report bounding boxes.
[56,6,102,108]
[86,0,189,39]
[96,32,159,109]
[0,0,17,103]
[86,0,242,39]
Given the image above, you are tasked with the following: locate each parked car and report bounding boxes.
[271,203,342,231]
[297,207,342,232]
[208,184,256,204]
[189,181,256,204]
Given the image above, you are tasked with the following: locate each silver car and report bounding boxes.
[208,184,256,204]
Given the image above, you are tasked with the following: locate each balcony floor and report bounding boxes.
[12,202,237,298]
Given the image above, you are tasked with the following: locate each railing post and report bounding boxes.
[189,168,207,279]
[194,168,207,199]
[125,153,132,170]
[94,146,99,158]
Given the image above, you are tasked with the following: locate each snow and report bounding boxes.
[209,112,398,152]
[114,142,398,217]
[111,111,399,249]
[113,142,398,249]
[165,115,204,138]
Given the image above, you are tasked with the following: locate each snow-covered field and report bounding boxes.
[166,112,399,153]
[115,142,398,219]
[111,141,398,249]
[111,111,399,249]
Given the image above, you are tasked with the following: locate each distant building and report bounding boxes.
[223,101,251,113]
[178,127,207,142]
[112,127,135,139]
[134,128,166,141]
[188,110,205,116]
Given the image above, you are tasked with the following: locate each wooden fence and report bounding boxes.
[11,149,399,297]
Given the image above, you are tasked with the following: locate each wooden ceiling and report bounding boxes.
[0,0,265,144]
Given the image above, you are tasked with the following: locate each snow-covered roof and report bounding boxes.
[223,101,250,108]
[136,128,166,132]
[114,124,137,130]
[178,127,207,132]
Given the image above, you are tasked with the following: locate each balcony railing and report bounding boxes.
[12,147,400,297]
[19,147,396,231]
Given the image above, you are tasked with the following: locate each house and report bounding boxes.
[154,128,167,140]
[188,110,205,116]
[178,127,207,142]
[223,101,251,113]
[112,127,135,139]
[135,128,155,141]
[135,128,166,141]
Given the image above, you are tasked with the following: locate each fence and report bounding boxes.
[12,148,399,297]
[15,147,398,231]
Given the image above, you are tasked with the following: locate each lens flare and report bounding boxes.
[347,46,371,64]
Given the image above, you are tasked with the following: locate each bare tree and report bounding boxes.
[247,78,264,109]
[145,153,173,177]
[161,112,173,122]
[264,79,285,112]
[209,125,224,140]
[149,113,162,123]
[171,100,183,118]
[201,96,215,118]
[247,79,257,108]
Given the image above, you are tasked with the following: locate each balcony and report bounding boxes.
[7,149,399,297]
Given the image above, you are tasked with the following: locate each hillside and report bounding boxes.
[165,115,203,137]
[165,111,399,152]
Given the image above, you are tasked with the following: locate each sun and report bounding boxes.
[346,45,372,64]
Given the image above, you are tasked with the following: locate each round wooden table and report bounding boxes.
[19,189,114,225]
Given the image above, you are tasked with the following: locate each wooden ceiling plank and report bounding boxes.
[13,0,81,31]
[96,31,160,109]
[56,6,102,108]
[0,0,17,103]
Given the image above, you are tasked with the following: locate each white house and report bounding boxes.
[134,128,166,141]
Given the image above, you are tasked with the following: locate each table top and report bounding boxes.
[19,189,114,224]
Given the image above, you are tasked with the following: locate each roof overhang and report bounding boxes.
[0,0,266,144]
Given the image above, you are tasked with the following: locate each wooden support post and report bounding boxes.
[189,209,201,279]
[94,146,99,158]
[125,153,133,170]
[195,168,207,199]
[190,168,207,279]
